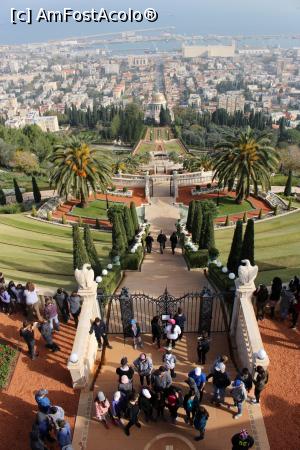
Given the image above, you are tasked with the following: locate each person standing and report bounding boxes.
[111,391,126,425]
[145,233,154,253]
[252,366,268,405]
[130,319,143,349]
[68,291,82,327]
[56,420,73,450]
[183,388,199,425]
[24,282,43,321]
[124,393,141,436]
[280,286,295,321]
[163,347,177,378]
[134,353,153,386]
[236,368,253,398]
[211,363,231,406]
[53,288,70,323]
[44,298,60,331]
[165,387,183,424]
[0,286,12,315]
[35,389,51,413]
[95,391,111,429]
[89,317,112,350]
[170,231,178,255]
[197,332,210,365]
[20,321,38,360]
[157,230,167,254]
[138,388,154,422]
[290,289,300,330]
[37,320,60,352]
[231,429,254,450]
[118,375,134,400]
[174,307,186,340]
[230,379,247,419]
[165,319,181,348]
[188,367,206,402]
[193,405,209,441]
[116,357,134,382]
[253,284,269,320]
[269,277,282,319]
[151,315,162,348]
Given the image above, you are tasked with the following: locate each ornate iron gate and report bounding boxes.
[98,287,228,335]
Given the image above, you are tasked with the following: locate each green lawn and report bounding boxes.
[0,214,111,289]
[70,199,122,219]
[214,196,254,217]
[164,140,185,154]
[0,170,50,192]
[137,143,155,154]
[271,173,300,186]
[215,210,300,285]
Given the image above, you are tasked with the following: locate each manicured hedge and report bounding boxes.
[208,264,235,291]
[184,248,208,268]
[0,344,18,389]
[99,266,122,295]
[121,246,144,270]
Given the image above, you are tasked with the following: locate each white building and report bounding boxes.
[145,92,167,124]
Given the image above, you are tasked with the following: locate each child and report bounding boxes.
[193,405,209,441]
[130,319,143,349]
[94,391,111,429]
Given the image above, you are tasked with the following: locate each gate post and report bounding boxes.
[198,288,213,334]
[119,287,134,337]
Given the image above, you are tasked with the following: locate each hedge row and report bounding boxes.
[208,264,235,291]
[99,266,122,296]
[184,248,208,269]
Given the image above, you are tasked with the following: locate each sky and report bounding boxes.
[0,0,299,44]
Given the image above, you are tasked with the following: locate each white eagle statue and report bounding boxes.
[236,259,258,290]
[74,263,95,290]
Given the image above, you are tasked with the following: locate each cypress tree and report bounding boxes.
[32,176,41,204]
[95,218,101,230]
[130,201,139,234]
[84,225,102,276]
[258,209,263,219]
[225,215,230,226]
[284,169,292,197]
[288,198,292,211]
[192,202,202,244]
[242,211,247,223]
[123,206,135,244]
[72,224,90,270]
[203,212,215,249]
[186,200,196,232]
[118,211,129,250]
[111,212,126,256]
[227,220,243,274]
[0,188,6,205]
[240,219,255,265]
[13,178,23,203]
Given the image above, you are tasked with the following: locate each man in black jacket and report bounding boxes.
[231,429,254,450]
[89,317,112,350]
[124,393,141,436]
[145,233,154,253]
[53,288,70,323]
[20,321,38,359]
[157,230,167,254]
[211,362,231,406]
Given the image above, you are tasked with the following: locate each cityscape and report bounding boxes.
[0,8,299,450]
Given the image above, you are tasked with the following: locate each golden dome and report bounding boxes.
[151,92,166,104]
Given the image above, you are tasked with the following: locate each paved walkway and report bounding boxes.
[119,196,207,296]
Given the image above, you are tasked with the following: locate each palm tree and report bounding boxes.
[49,137,112,207]
[183,154,213,172]
[213,128,279,204]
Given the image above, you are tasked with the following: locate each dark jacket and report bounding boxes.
[116,366,134,381]
[236,372,253,391]
[138,395,153,414]
[212,370,231,389]
[175,313,186,329]
[29,424,47,450]
[20,328,35,344]
[170,233,178,245]
[157,233,167,244]
[197,337,210,353]
[151,320,161,338]
[232,433,254,450]
[38,322,53,342]
[254,370,268,391]
[145,235,154,245]
[57,422,72,448]
[126,402,140,423]
[54,291,69,311]
[89,321,107,339]
[130,324,141,337]
[151,370,172,391]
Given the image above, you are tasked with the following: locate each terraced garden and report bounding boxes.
[0,214,111,289]
[70,199,122,220]
[215,210,300,285]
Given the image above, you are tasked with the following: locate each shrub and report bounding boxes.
[184,248,208,268]
[224,215,230,226]
[11,149,39,174]
[13,178,23,204]
[110,185,116,192]
[47,211,52,221]
[186,200,196,233]
[62,214,67,225]
[0,203,23,214]
[240,219,255,265]
[195,185,201,191]
[258,209,263,219]
[98,266,122,296]
[227,220,243,274]
[72,224,90,270]
[32,176,41,204]
[122,186,128,193]
[95,218,101,229]
[273,205,278,216]
[78,216,83,227]
[208,264,235,291]
[121,247,143,270]
[31,205,37,217]
[242,211,247,223]
[192,202,202,244]
[130,201,139,234]
[83,225,102,276]
[208,247,220,260]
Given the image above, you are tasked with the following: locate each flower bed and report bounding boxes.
[0,343,18,389]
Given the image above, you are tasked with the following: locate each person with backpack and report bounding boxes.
[157,230,167,254]
[230,379,247,419]
[231,429,255,450]
[183,389,199,425]
[133,353,153,386]
[118,375,134,400]
[151,315,162,348]
[252,366,269,404]
[211,362,231,406]
[207,354,228,379]
[163,346,177,378]
[29,423,48,450]
[197,331,210,365]
[165,318,181,348]
[174,307,186,340]
[35,410,55,444]
[193,405,209,441]
[236,368,253,398]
